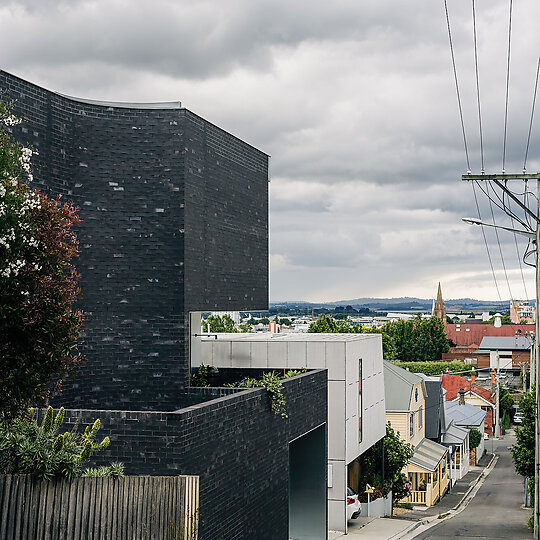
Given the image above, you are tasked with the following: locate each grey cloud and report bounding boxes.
[3,0,539,302]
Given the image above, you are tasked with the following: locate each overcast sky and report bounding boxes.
[2,0,540,303]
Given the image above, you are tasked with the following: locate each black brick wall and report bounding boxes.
[39,371,328,540]
[0,70,269,408]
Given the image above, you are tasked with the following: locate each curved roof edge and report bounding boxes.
[56,92,182,109]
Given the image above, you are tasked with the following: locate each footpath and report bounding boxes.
[329,451,495,540]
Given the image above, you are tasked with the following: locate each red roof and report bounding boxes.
[441,373,495,405]
[445,324,534,348]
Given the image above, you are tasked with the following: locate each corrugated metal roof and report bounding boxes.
[409,438,448,472]
[384,361,424,412]
[442,423,469,445]
[444,400,486,428]
[478,335,531,351]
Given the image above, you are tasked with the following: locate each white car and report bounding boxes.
[347,487,361,520]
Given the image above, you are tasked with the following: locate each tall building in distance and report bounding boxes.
[433,282,446,321]
[510,300,536,324]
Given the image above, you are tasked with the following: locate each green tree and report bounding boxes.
[482,315,513,325]
[499,385,514,419]
[238,323,253,332]
[202,314,238,333]
[382,316,449,362]
[511,390,535,479]
[0,102,84,417]
[357,326,397,361]
[308,315,398,360]
[469,428,482,450]
[308,314,346,333]
[357,423,414,502]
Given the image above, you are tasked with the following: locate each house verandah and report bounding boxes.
[401,438,449,507]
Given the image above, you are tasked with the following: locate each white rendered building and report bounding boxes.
[198,332,386,534]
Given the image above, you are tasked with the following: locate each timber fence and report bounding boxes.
[0,474,199,540]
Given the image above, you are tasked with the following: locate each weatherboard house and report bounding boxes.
[1,69,328,540]
[384,362,449,507]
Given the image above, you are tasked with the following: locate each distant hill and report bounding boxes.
[270,297,521,314]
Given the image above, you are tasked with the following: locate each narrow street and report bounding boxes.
[414,432,531,539]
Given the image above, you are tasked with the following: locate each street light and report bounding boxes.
[462,217,535,239]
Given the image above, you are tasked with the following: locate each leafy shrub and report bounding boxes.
[469,428,482,450]
[226,371,289,418]
[190,364,209,387]
[83,462,124,478]
[0,406,123,480]
[392,360,468,376]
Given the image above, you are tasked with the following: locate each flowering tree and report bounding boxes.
[0,100,85,417]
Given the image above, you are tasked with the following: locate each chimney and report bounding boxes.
[494,313,502,328]
[490,368,496,394]
[471,367,476,384]
[458,388,465,405]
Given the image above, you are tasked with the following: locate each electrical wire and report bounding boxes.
[524,55,540,173]
[472,0,485,173]
[472,182,502,301]
[502,0,513,173]
[510,214,530,300]
[444,0,471,173]
[474,180,531,232]
[486,183,513,300]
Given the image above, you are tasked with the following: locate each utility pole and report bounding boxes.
[496,350,500,439]
[535,179,540,539]
[461,173,540,538]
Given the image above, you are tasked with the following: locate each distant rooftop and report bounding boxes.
[478,335,531,351]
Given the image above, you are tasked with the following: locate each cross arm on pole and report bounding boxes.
[462,173,540,181]
[461,173,540,224]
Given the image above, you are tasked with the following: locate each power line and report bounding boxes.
[472,181,502,301]
[502,0,513,173]
[472,0,485,173]
[524,56,540,173]
[510,214,530,300]
[444,0,471,173]
[486,182,513,300]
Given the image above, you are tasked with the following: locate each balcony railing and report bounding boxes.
[405,490,427,505]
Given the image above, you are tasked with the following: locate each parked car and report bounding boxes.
[347,487,361,520]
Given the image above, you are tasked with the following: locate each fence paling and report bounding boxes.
[0,475,199,540]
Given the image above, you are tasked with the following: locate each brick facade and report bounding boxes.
[38,370,328,540]
[0,69,268,408]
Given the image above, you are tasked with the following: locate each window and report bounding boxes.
[410,413,414,438]
[419,406,423,429]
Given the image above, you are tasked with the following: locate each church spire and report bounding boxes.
[433,282,446,321]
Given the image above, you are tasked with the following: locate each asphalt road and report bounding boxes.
[414,432,531,539]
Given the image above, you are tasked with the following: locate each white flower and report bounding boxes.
[2,115,22,126]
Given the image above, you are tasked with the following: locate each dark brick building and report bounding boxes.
[1,70,327,539]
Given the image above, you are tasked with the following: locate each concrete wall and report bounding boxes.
[199,333,386,533]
